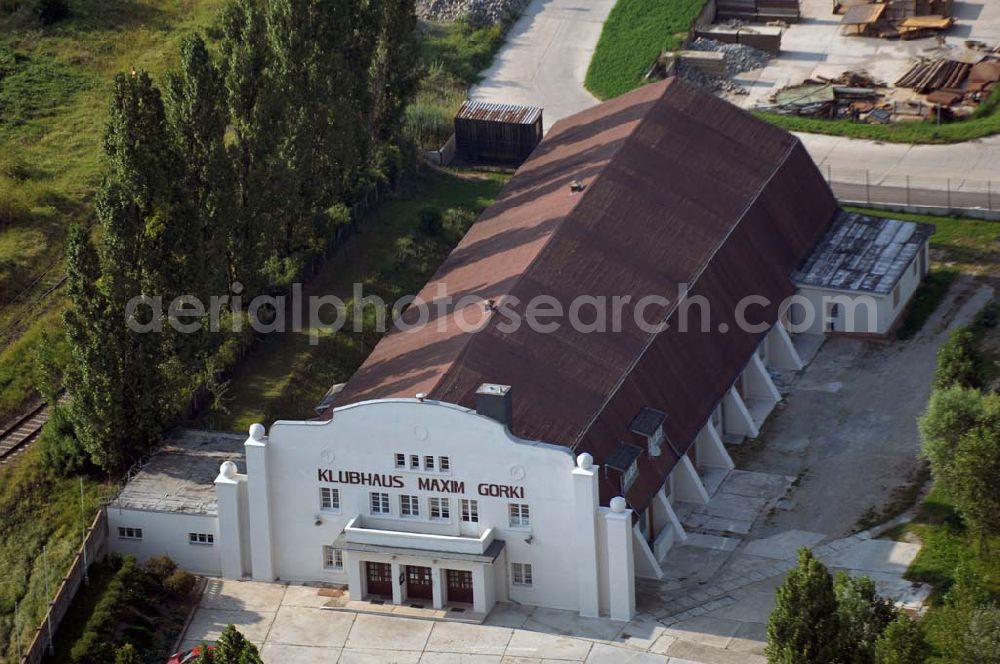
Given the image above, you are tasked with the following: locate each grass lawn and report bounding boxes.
[584,0,705,100]
[883,486,1000,662]
[198,168,509,433]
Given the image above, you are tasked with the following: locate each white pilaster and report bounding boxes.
[214,461,246,579]
[244,424,275,581]
[472,565,490,614]
[723,386,759,438]
[391,561,404,605]
[347,555,364,601]
[572,453,601,618]
[766,323,804,371]
[604,498,636,621]
[673,454,710,504]
[431,566,444,609]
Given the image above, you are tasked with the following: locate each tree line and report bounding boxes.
[49,0,420,473]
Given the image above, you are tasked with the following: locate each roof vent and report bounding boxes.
[569,179,585,194]
[629,407,668,457]
[476,383,512,428]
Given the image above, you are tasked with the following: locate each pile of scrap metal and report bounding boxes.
[838,0,953,39]
[896,53,1000,114]
[761,71,890,120]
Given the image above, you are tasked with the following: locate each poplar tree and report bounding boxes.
[220,0,277,296]
[63,72,183,470]
[369,0,420,147]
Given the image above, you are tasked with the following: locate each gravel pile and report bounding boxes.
[678,38,771,95]
[417,0,531,26]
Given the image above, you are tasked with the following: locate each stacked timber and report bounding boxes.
[895,58,972,93]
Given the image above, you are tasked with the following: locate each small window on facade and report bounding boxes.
[320,487,340,511]
[395,453,406,469]
[429,497,450,520]
[323,545,344,570]
[400,494,420,517]
[410,454,420,470]
[893,286,900,308]
[511,562,533,587]
[189,532,215,545]
[439,456,450,472]
[370,492,390,515]
[424,455,435,471]
[509,503,531,528]
[118,527,143,540]
[461,499,479,523]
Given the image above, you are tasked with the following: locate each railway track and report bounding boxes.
[0,400,52,464]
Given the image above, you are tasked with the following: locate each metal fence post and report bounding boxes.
[866,170,871,204]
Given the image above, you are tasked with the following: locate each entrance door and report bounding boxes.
[365,561,392,598]
[445,569,474,604]
[406,565,433,601]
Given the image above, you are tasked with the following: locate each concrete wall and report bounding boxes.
[107,508,222,576]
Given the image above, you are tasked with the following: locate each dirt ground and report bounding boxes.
[733,275,996,539]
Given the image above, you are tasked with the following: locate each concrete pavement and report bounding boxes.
[469,0,1000,185]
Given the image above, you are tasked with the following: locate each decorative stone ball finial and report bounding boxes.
[219,460,238,479]
[576,452,594,470]
[610,496,627,513]
[249,422,266,441]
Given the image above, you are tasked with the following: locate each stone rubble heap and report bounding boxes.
[417,0,531,26]
[679,37,771,95]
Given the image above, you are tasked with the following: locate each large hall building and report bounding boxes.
[106,78,933,621]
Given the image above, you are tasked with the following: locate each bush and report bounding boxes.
[163,569,197,598]
[934,328,984,389]
[35,0,68,24]
[964,605,1000,663]
[418,206,443,235]
[143,555,178,583]
[835,572,898,663]
[874,614,930,664]
[443,208,476,237]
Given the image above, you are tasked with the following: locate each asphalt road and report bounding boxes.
[470,0,1000,184]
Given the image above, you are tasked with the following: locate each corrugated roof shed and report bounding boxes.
[333,78,838,510]
[793,211,934,293]
[456,101,543,125]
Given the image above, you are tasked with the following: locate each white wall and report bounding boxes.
[259,399,588,612]
[107,509,221,576]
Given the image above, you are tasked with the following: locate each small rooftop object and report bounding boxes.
[628,407,667,437]
[454,100,543,166]
[110,430,246,515]
[314,382,346,414]
[792,211,935,294]
[604,443,644,473]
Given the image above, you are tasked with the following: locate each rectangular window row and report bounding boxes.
[189,532,215,545]
[367,492,528,528]
[394,453,450,473]
[118,527,143,540]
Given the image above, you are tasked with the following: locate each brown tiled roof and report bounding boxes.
[333,78,838,510]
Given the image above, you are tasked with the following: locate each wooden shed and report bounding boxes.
[454,101,543,166]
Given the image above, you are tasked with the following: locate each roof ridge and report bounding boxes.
[569,123,801,451]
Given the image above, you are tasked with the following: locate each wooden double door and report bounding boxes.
[365,561,392,598]
[406,565,433,600]
[446,569,473,604]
